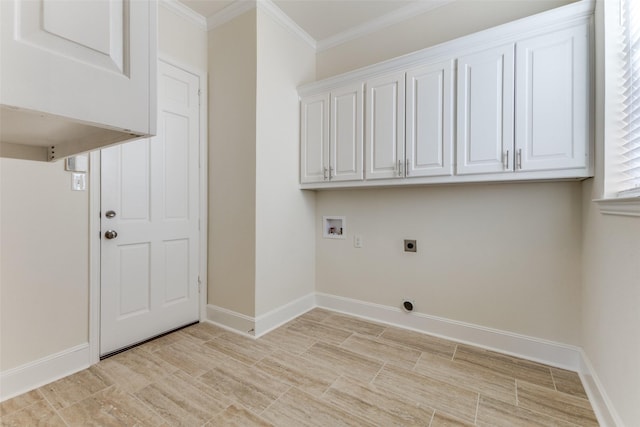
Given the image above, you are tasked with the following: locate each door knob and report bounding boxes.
[104,230,118,240]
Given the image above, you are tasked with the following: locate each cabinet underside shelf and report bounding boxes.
[0,105,147,161]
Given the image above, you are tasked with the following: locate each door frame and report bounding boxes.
[88,56,208,364]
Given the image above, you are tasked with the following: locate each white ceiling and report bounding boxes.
[177,0,450,45]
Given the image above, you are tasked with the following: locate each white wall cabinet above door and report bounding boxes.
[365,72,406,180]
[0,0,157,161]
[300,84,363,184]
[406,60,455,178]
[515,23,589,172]
[457,44,515,175]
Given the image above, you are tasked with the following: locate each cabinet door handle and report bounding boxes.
[517,149,522,170]
[504,150,509,170]
[329,166,333,180]
[397,160,401,177]
[405,158,410,176]
[323,167,328,180]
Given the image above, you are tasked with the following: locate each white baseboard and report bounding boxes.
[206,304,256,336]
[206,293,316,338]
[316,292,582,371]
[0,343,91,402]
[254,293,316,337]
[579,351,624,427]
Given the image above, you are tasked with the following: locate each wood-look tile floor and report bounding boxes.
[0,309,599,426]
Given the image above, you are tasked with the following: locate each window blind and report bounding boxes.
[620,0,640,196]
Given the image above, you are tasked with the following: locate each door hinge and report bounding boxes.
[198,276,202,293]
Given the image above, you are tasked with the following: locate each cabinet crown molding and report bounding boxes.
[298,0,595,97]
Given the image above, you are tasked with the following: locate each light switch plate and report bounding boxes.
[71,172,86,191]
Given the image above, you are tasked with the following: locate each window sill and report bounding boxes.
[594,197,640,217]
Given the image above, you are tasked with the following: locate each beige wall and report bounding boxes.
[578,2,640,424]
[316,182,583,344]
[313,0,584,345]
[254,10,316,316]
[208,10,257,317]
[0,160,89,370]
[316,0,575,79]
[158,5,207,72]
[581,182,640,425]
[0,3,207,371]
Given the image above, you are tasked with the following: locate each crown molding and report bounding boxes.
[159,0,207,31]
[207,0,316,49]
[257,0,316,49]
[316,0,455,52]
[207,0,256,30]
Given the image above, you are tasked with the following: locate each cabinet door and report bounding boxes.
[406,59,455,178]
[515,24,589,172]
[0,0,155,136]
[366,72,406,180]
[330,83,364,182]
[300,94,330,183]
[457,44,515,175]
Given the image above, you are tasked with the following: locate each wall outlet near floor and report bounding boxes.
[402,299,415,312]
[354,234,363,248]
[404,239,417,252]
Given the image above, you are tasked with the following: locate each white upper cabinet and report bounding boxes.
[300,83,363,184]
[298,1,593,189]
[330,84,364,182]
[457,44,515,175]
[515,23,589,172]
[300,94,330,184]
[365,72,406,180]
[406,59,455,178]
[0,0,157,161]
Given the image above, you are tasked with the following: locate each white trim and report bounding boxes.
[316,0,454,52]
[257,0,316,49]
[196,69,209,323]
[0,344,91,402]
[206,0,257,31]
[89,151,101,365]
[299,0,595,96]
[579,351,625,427]
[316,293,582,371]
[594,197,640,217]
[254,293,316,337]
[206,304,256,336]
[206,0,316,50]
[159,0,207,30]
[205,293,315,338]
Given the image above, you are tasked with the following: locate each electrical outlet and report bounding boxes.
[404,239,417,252]
[354,235,363,248]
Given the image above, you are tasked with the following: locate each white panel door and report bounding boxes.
[100,61,200,356]
[457,44,515,175]
[0,0,155,136]
[300,94,329,183]
[330,83,364,181]
[515,24,589,172]
[366,72,406,180]
[406,59,455,178]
